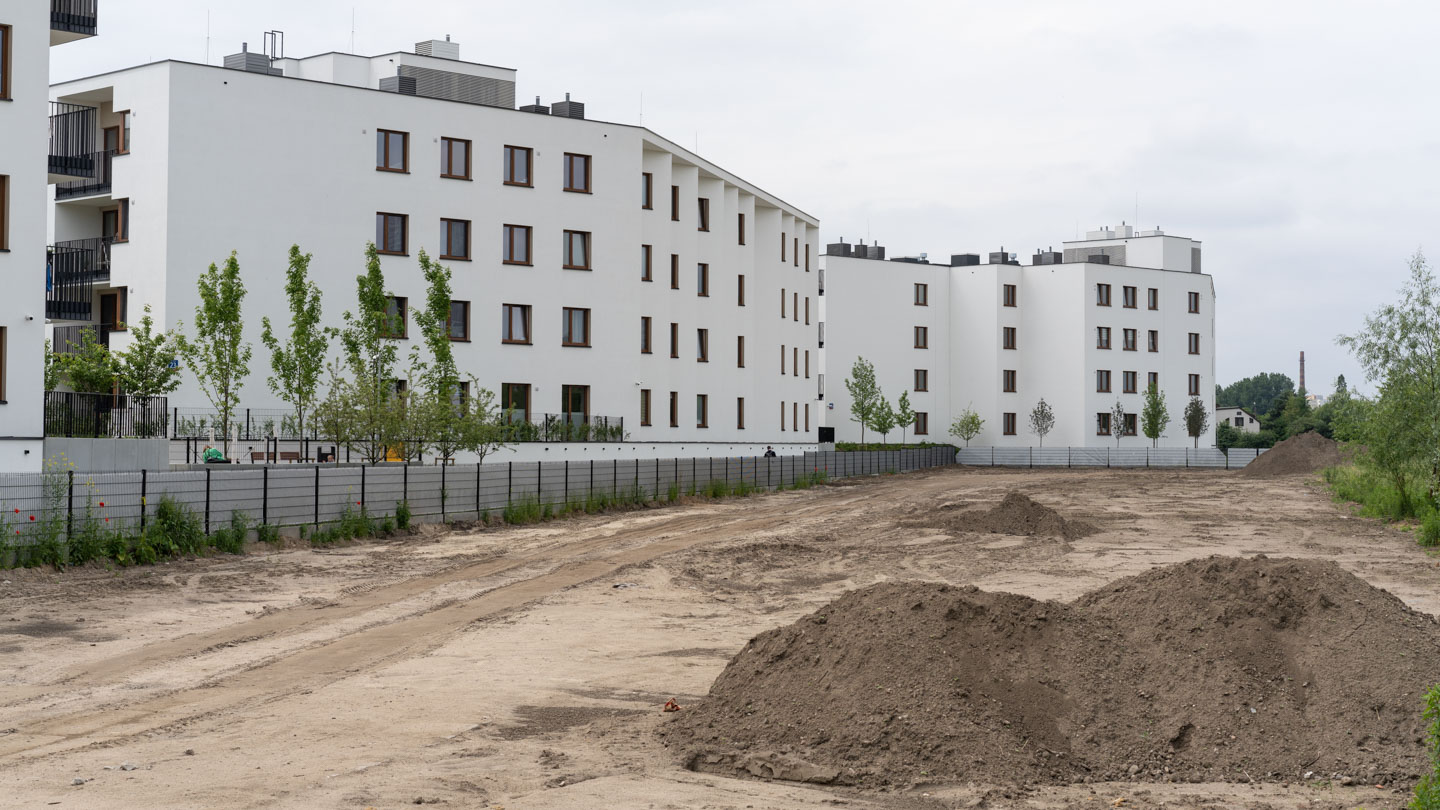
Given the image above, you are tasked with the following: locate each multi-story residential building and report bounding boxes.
[1,1,98,471]
[824,225,1216,447]
[46,39,821,460]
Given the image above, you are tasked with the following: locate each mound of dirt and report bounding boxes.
[908,492,1097,541]
[1241,431,1343,477]
[662,556,1440,788]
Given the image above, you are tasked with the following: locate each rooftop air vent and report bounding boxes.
[825,241,852,257]
[379,75,417,95]
[551,93,585,119]
[415,36,460,60]
[519,95,550,114]
[950,253,980,267]
[223,42,282,75]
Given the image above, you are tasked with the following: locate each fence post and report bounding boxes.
[508,461,513,507]
[563,460,569,506]
[261,466,268,526]
[67,470,74,540]
[1029,447,1033,469]
[441,462,447,521]
[313,464,320,527]
[404,462,409,505]
[991,447,995,466]
[172,407,178,438]
[204,467,212,535]
[360,464,366,509]
[613,459,617,498]
[1146,447,1150,468]
[140,468,148,532]
[476,463,482,518]
[246,408,252,440]
[589,459,594,501]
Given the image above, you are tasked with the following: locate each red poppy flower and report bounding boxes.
[356,501,362,506]
[98,502,105,507]
[104,518,110,523]
[12,508,17,514]
[28,515,35,521]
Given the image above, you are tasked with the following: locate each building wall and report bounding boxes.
[1217,408,1261,434]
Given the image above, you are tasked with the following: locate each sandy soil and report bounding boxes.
[0,466,1435,809]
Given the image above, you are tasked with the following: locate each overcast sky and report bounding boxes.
[52,0,1440,396]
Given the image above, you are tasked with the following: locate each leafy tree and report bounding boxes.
[57,327,117,394]
[1110,399,1127,446]
[870,392,898,444]
[843,357,880,444]
[949,407,984,447]
[1216,372,1295,416]
[1028,398,1055,446]
[115,304,181,399]
[43,339,59,391]
[311,360,356,464]
[1184,396,1209,448]
[339,244,403,464]
[895,390,916,444]
[175,252,253,455]
[1140,383,1170,447]
[1279,392,1320,438]
[260,245,329,444]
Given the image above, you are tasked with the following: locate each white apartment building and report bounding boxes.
[46,39,821,460]
[824,225,1217,447]
[0,1,98,472]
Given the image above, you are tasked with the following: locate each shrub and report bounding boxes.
[667,482,680,502]
[1423,515,1440,548]
[148,497,206,558]
[208,511,249,555]
[379,517,396,536]
[704,478,728,499]
[395,500,412,530]
[502,497,543,525]
[256,523,282,546]
[1323,463,1430,522]
[1415,684,1440,810]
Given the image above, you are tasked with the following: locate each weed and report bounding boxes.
[379,516,396,536]
[256,523,282,546]
[729,479,755,498]
[147,497,207,558]
[395,500,412,530]
[667,482,680,502]
[208,511,250,555]
[1415,683,1440,810]
[502,497,544,525]
[704,478,728,499]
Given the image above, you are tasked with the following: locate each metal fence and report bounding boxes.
[0,447,954,545]
[44,392,170,438]
[170,407,625,443]
[956,446,1264,469]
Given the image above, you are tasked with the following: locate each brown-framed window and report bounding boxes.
[0,326,6,402]
[447,300,471,341]
[1148,329,1159,352]
[1122,285,1137,308]
[1003,369,1016,392]
[780,344,786,374]
[501,303,532,344]
[383,296,408,338]
[563,230,591,270]
[641,316,653,354]
[1003,326,1016,350]
[1123,328,1137,351]
[441,137,471,179]
[562,307,591,347]
[1148,371,1159,389]
[1003,413,1017,435]
[915,369,928,392]
[805,243,811,272]
[696,394,709,428]
[670,254,680,289]
[737,397,745,429]
[1003,283,1017,307]
[1148,287,1159,310]
[1097,326,1111,349]
[1096,412,1111,435]
[779,401,786,432]
[737,335,746,368]
[99,289,126,333]
[793,346,799,377]
[697,328,709,362]
[503,224,532,265]
[1123,371,1137,394]
[1096,369,1112,392]
[101,200,130,243]
[804,350,810,378]
[641,244,653,281]
[781,232,787,262]
[1096,283,1112,306]
[103,114,131,156]
[697,263,709,296]
[641,172,653,209]
[0,175,7,251]
[1188,332,1201,354]
[504,145,532,186]
[1189,373,1200,396]
[914,412,928,435]
[914,326,928,348]
[793,292,799,321]
[915,283,928,306]
[670,185,680,221]
[738,213,746,245]
[669,391,679,428]
[1123,413,1138,436]
[563,153,591,192]
[697,198,710,231]
[376,212,407,254]
[737,274,746,306]
[640,389,652,426]
[793,237,799,267]
[780,288,787,318]
[1189,292,1201,313]
[0,26,11,101]
[805,403,810,432]
[793,401,798,431]
[441,218,470,260]
[805,297,810,325]
[376,129,408,172]
[669,322,679,358]
[562,384,590,422]
[502,383,531,423]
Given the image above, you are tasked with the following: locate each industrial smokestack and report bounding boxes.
[1300,351,1306,393]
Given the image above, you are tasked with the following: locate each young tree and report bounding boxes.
[1110,399,1127,447]
[949,407,984,447]
[56,327,116,394]
[844,357,880,444]
[1140,383,1170,447]
[115,304,181,399]
[1028,398,1055,446]
[43,339,59,391]
[895,390,916,445]
[260,245,329,445]
[311,359,356,464]
[339,244,402,464]
[870,393,898,445]
[1184,396,1209,448]
[176,251,252,455]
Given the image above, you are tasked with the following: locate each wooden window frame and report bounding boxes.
[737,397,745,430]
[376,129,409,172]
[1123,371,1137,394]
[781,232,787,262]
[1122,285,1138,309]
[1189,292,1201,314]
[805,297,810,325]
[914,326,929,349]
[914,369,928,392]
[1123,328,1137,351]
[1148,287,1159,310]
[804,350,810,379]
[446,300,471,342]
[440,218,471,261]
[1096,282,1112,307]
[781,288,787,319]
[1188,332,1201,355]
[0,175,7,251]
[103,203,129,244]
[1097,369,1111,393]
[697,263,709,297]
[1003,327,1017,350]
[697,328,709,363]
[1096,413,1112,436]
[1097,326,1112,350]
[697,197,710,232]
[1123,413,1138,437]
[793,292,799,322]
[793,346,799,377]
[738,213,746,245]
[1003,413,1017,436]
[738,274,746,306]
[670,254,680,290]
[793,237,799,267]
[562,152,591,193]
[99,289,127,333]
[641,244,653,281]
[696,394,709,428]
[780,344,786,375]
[376,212,408,255]
[502,383,532,423]
[1189,374,1201,396]
[914,412,928,436]
[670,185,680,221]
[805,243,811,272]
[562,307,592,347]
[504,145,533,187]
[793,402,799,432]
[640,389,652,426]
[805,403,810,432]
[641,316,653,354]
[561,384,591,423]
[669,391,679,428]
[503,224,533,266]
[737,335,746,368]
[1148,372,1159,389]
[501,303,532,345]
[383,296,408,339]
[641,172,653,209]
[1003,369,1016,393]
[0,326,6,403]
[1148,329,1159,352]
[562,230,592,271]
[440,137,471,180]
[1003,284,1017,307]
[780,401,786,432]
[914,283,928,306]
[669,323,679,358]
[0,26,10,101]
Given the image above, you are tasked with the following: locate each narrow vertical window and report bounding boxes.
[1097,370,1112,392]
[738,213,746,245]
[737,335,745,368]
[640,389,652,426]
[1123,328,1137,351]
[1123,371,1137,394]
[793,237,799,267]
[697,394,709,428]
[376,212,408,254]
[793,292,799,321]
[670,391,679,427]
[1003,284,1017,307]
[640,316,652,354]
[781,288,786,319]
[1189,374,1201,396]
[440,218,470,260]
[562,307,592,347]
[805,297,810,325]
[780,401,786,431]
[503,224,532,265]
[641,244,653,281]
[697,263,709,296]
[1096,283,1112,306]
[737,397,745,429]
[447,301,471,341]
[914,283,928,305]
[805,403,810,432]
[670,254,680,289]
[793,346,799,377]
[1097,326,1111,349]
[1188,332,1201,354]
[504,145,533,186]
[780,344,786,375]
[697,198,710,231]
[669,323,679,358]
[1124,414,1138,436]
[1003,327,1017,350]
[805,243,811,272]
[0,326,6,403]
[440,137,471,179]
[1096,413,1111,435]
[914,369,928,392]
[697,328,709,362]
[562,230,591,270]
[376,129,408,171]
[1148,329,1159,352]
[1148,287,1159,310]
[781,232,787,262]
[670,185,680,221]
[0,175,7,251]
[1003,369,1016,392]
[804,350,810,378]
[1148,372,1159,388]
[1188,292,1201,314]
[1003,413,1017,435]
[502,304,532,344]
[0,26,11,101]
[1123,286,1137,308]
[641,172,653,209]
[914,326,928,348]
[563,153,591,192]
[383,297,408,338]
[737,274,746,306]
[914,412,928,435]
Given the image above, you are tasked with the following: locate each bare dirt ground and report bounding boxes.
[0,466,1436,809]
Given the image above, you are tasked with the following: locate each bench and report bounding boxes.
[249,451,303,462]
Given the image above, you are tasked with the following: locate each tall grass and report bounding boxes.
[1414,684,1440,810]
[1322,464,1440,547]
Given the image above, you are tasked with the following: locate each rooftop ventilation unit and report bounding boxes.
[988,248,1019,265]
[950,253,980,267]
[1088,254,1112,264]
[223,42,282,75]
[551,92,585,119]
[519,95,550,114]
[825,241,853,257]
[379,75,417,95]
[1032,248,1062,265]
[415,36,460,60]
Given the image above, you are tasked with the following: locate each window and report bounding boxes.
[915,283,929,306]
[794,402,799,432]
[1188,292,1200,314]
[805,403,810,432]
[1097,283,1112,306]
[441,137,470,179]
[738,274,746,306]
[1123,328,1137,351]
[441,218,470,260]
[1188,332,1201,354]
[1096,412,1112,435]
[1003,327,1017,350]
[793,292,799,321]
[697,328,709,362]
[102,204,127,243]
[793,346,799,377]
[642,172,653,209]
[383,297,408,338]
[1003,284,1017,307]
[794,237,799,267]
[1123,413,1138,436]
[738,213,746,245]
[1148,371,1159,389]
[504,145,532,186]
[0,26,10,100]
[0,175,7,251]
[697,198,710,231]
[1123,371,1137,394]
[781,232,787,262]
[563,153,591,192]
[502,383,531,423]
[697,263,709,296]
[914,326,929,348]
[914,412,928,435]
[915,369,929,392]
[641,245,653,281]
[670,254,680,290]
[376,212,408,254]
[696,394,709,428]
[1148,287,1159,310]
[1096,369,1112,392]
[503,224,532,265]
[562,307,591,347]
[781,288,787,318]
[737,335,746,368]
[447,301,470,341]
[1123,286,1137,308]
[1148,329,1159,352]
[1235,416,1244,427]
[669,391,679,427]
[640,389,652,426]
[780,344,786,374]
[1097,327,1112,349]
[1003,413,1017,435]
[737,397,746,429]
[1003,369,1016,392]
[805,244,811,272]
[0,326,6,402]
[641,316,652,354]
[670,185,680,221]
[376,129,408,172]
[502,304,532,344]
[1188,374,1201,396]
[805,297,810,325]
[563,231,591,270]
[670,323,679,358]
[805,350,810,378]
[780,401,786,432]
[562,384,590,423]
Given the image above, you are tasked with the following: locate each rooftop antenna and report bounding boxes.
[205,10,210,65]
[350,8,355,54]
[639,91,643,126]
[1135,192,1139,230]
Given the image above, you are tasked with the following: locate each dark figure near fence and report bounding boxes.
[764,446,777,458]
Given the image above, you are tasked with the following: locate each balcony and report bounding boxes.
[55,149,115,200]
[49,102,98,180]
[53,324,108,355]
[46,244,94,321]
[51,0,98,44]
[818,267,825,296]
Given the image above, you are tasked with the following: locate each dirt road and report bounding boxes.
[0,466,1434,809]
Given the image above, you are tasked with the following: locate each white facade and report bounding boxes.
[47,42,821,459]
[0,2,97,471]
[824,228,1217,447]
[1217,406,1261,434]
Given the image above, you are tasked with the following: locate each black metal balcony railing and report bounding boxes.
[46,392,168,439]
[502,413,627,443]
[48,102,97,177]
[52,324,108,356]
[55,149,115,200]
[53,236,113,281]
[50,0,98,37]
[46,244,95,321]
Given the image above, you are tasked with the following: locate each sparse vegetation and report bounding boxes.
[1415,684,1440,810]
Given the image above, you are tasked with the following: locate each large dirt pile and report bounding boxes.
[662,556,1440,788]
[909,492,1097,541]
[1241,432,1343,477]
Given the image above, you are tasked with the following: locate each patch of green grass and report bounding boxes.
[503,496,544,525]
[667,482,680,502]
[256,523,282,546]
[1414,683,1440,810]
[704,478,728,498]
